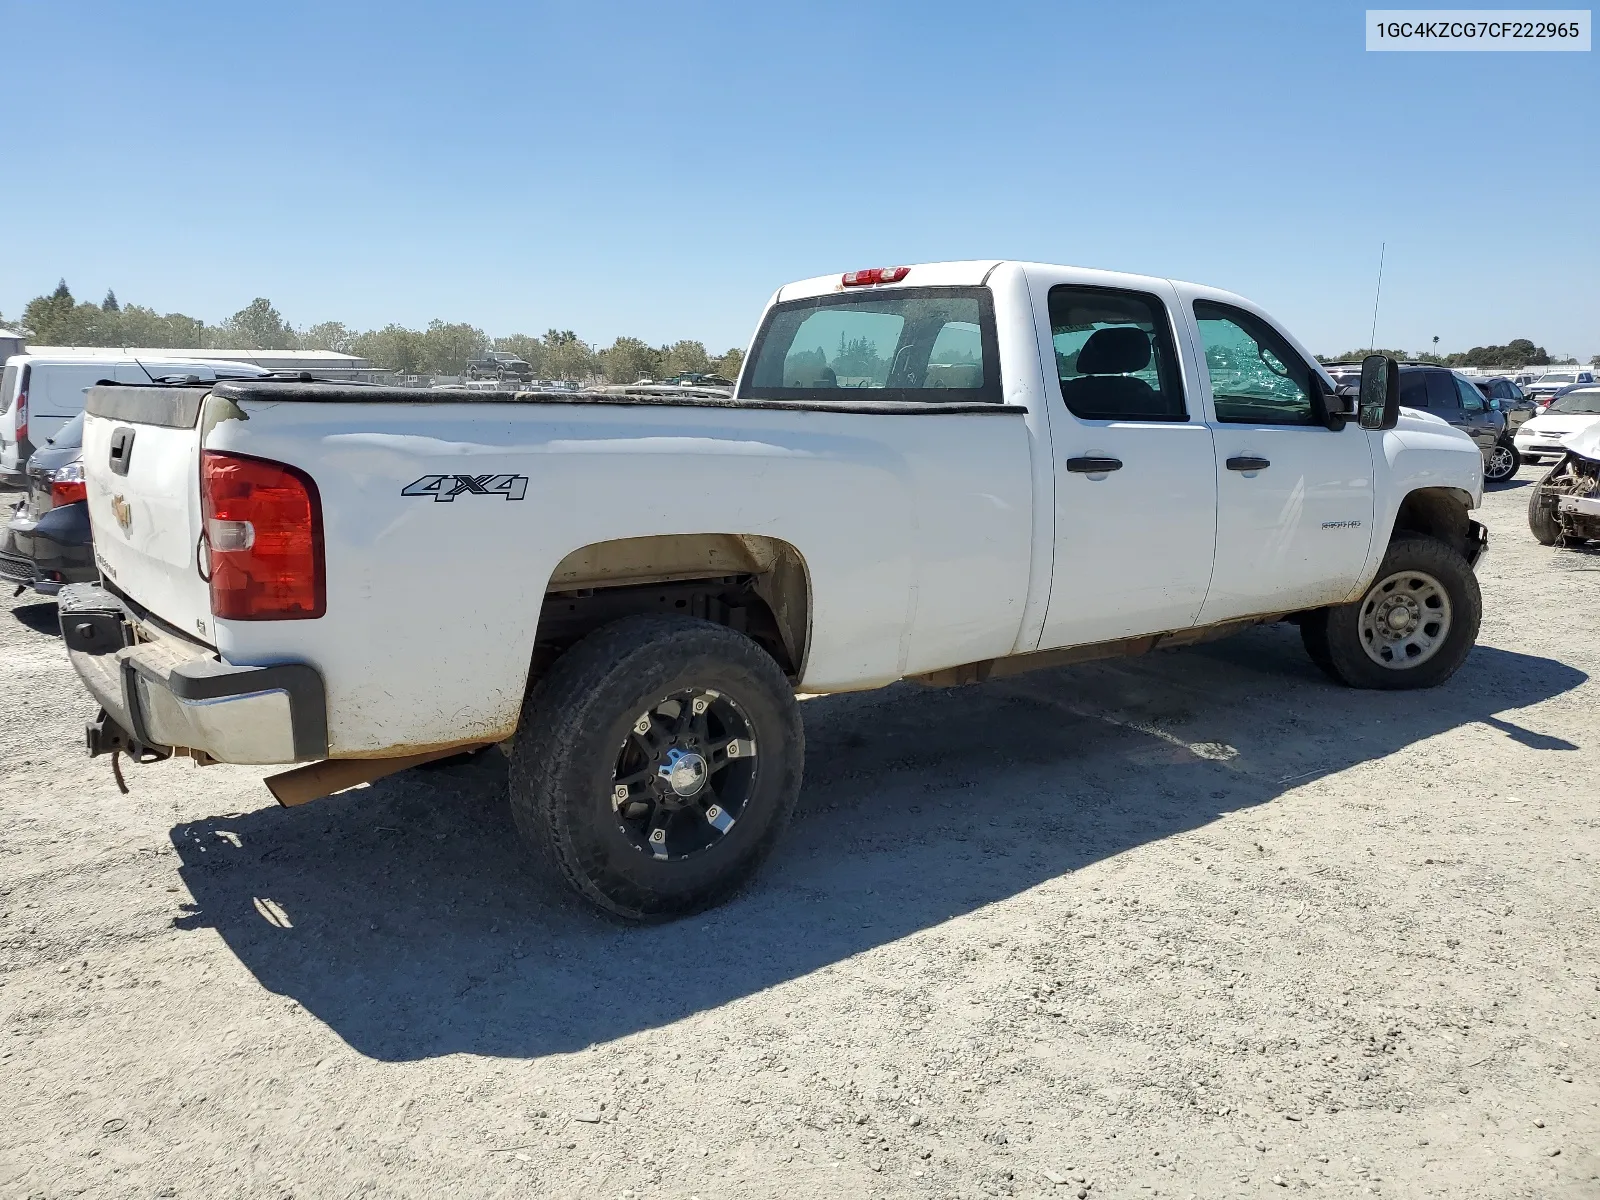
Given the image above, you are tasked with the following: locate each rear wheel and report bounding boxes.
[508,615,803,921]
[1299,533,1480,690]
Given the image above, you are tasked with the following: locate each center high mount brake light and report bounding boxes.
[841,267,911,287]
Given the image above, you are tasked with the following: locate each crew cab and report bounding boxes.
[62,261,1489,920]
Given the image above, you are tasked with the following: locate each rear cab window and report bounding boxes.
[742,287,1001,403]
[1049,286,1186,421]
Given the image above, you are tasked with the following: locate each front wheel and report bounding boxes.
[1528,474,1562,545]
[1483,440,1520,484]
[1299,533,1481,689]
[507,615,803,921]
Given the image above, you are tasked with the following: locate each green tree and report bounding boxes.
[128,305,207,348]
[1320,349,1412,363]
[711,347,745,381]
[660,339,711,378]
[103,289,119,312]
[542,329,598,381]
[600,336,661,383]
[216,298,296,350]
[300,321,355,353]
[419,319,489,375]
[1443,339,1549,369]
[350,324,426,374]
[22,280,79,342]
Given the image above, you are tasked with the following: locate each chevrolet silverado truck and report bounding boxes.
[61,261,1488,920]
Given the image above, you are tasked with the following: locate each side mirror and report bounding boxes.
[1316,376,1350,430]
[1359,354,1400,431]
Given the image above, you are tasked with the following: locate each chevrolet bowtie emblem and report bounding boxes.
[110,494,133,535]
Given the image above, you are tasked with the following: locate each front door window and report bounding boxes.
[1193,302,1317,424]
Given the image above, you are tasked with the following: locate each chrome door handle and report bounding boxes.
[1226,455,1270,472]
[1066,456,1123,474]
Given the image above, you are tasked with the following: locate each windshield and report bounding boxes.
[743,288,1000,403]
[45,411,86,448]
[1538,375,1576,386]
[1546,389,1600,415]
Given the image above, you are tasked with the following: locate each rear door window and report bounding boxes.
[743,288,1000,403]
[1050,286,1186,421]
[0,363,17,415]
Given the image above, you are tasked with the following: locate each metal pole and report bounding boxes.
[1369,242,1386,349]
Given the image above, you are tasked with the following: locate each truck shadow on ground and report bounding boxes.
[168,624,1585,1063]
[10,600,60,637]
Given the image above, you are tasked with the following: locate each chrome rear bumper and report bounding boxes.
[60,584,327,765]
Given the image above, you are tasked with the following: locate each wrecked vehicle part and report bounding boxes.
[1529,449,1600,545]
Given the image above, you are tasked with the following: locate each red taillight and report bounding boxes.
[50,480,87,506]
[841,266,911,287]
[200,449,325,620]
[15,383,27,446]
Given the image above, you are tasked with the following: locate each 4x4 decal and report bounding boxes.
[401,474,529,502]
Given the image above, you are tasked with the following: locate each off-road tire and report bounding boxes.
[1528,473,1562,545]
[507,615,803,921]
[1300,533,1481,690]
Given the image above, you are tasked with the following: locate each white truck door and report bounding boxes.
[1186,298,1376,623]
[1029,274,1219,649]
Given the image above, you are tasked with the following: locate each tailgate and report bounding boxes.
[83,385,214,640]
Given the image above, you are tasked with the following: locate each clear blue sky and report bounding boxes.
[6,0,1596,359]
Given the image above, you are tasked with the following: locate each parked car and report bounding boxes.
[0,361,268,592]
[1537,382,1598,414]
[62,260,1488,920]
[1472,376,1538,429]
[1525,370,1596,407]
[0,413,95,595]
[1325,362,1517,482]
[661,372,736,389]
[0,354,268,487]
[463,354,534,382]
[1527,417,1600,545]
[1514,385,1600,466]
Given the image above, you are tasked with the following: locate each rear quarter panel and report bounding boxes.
[205,399,1033,757]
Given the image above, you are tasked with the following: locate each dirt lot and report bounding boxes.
[1,480,1597,1200]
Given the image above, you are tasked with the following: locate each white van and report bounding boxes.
[0,354,268,485]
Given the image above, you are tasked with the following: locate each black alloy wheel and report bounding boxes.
[610,688,758,861]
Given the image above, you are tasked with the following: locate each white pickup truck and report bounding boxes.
[62,260,1488,920]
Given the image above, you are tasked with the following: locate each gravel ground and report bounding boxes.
[1,480,1597,1200]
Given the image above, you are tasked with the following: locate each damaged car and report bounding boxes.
[1528,415,1600,546]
